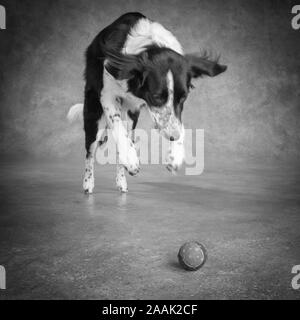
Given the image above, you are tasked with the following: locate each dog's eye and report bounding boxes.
[188,83,195,91]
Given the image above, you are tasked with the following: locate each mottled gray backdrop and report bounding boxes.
[0,0,299,165]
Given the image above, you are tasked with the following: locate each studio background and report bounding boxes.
[1,0,300,300]
[0,0,299,166]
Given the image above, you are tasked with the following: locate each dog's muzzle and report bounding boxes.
[148,105,183,141]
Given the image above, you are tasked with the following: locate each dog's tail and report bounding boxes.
[67,103,84,123]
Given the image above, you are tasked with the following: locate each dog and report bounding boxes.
[67,12,227,194]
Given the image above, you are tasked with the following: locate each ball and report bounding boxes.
[178,241,207,271]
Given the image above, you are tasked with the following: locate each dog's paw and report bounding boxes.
[118,141,140,176]
[116,168,128,193]
[83,172,94,194]
[166,141,185,173]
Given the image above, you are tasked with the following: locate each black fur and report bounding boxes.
[83,12,145,157]
[104,43,226,124]
[83,12,227,156]
[127,110,140,130]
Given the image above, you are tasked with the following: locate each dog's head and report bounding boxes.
[104,46,227,141]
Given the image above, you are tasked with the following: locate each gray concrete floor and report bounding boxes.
[0,160,300,299]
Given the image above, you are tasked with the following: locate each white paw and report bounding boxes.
[166,141,185,173]
[116,167,128,193]
[118,140,140,176]
[83,169,94,194]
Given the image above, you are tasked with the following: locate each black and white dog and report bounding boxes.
[68,12,227,194]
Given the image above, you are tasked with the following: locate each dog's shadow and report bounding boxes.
[167,259,182,271]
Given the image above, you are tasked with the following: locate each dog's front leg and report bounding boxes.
[115,114,138,192]
[100,94,140,176]
[166,126,185,173]
[116,117,128,193]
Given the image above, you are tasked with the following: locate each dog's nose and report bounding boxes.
[169,131,180,141]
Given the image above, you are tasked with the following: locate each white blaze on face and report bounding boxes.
[148,70,183,141]
[166,69,174,107]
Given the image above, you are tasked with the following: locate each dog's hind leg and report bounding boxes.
[83,88,103,194]
[116,164,127,193]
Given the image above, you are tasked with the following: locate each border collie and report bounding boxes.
[68,12,227,193]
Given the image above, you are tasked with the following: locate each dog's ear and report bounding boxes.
[186,53,227,78]
[102,49,148,87]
